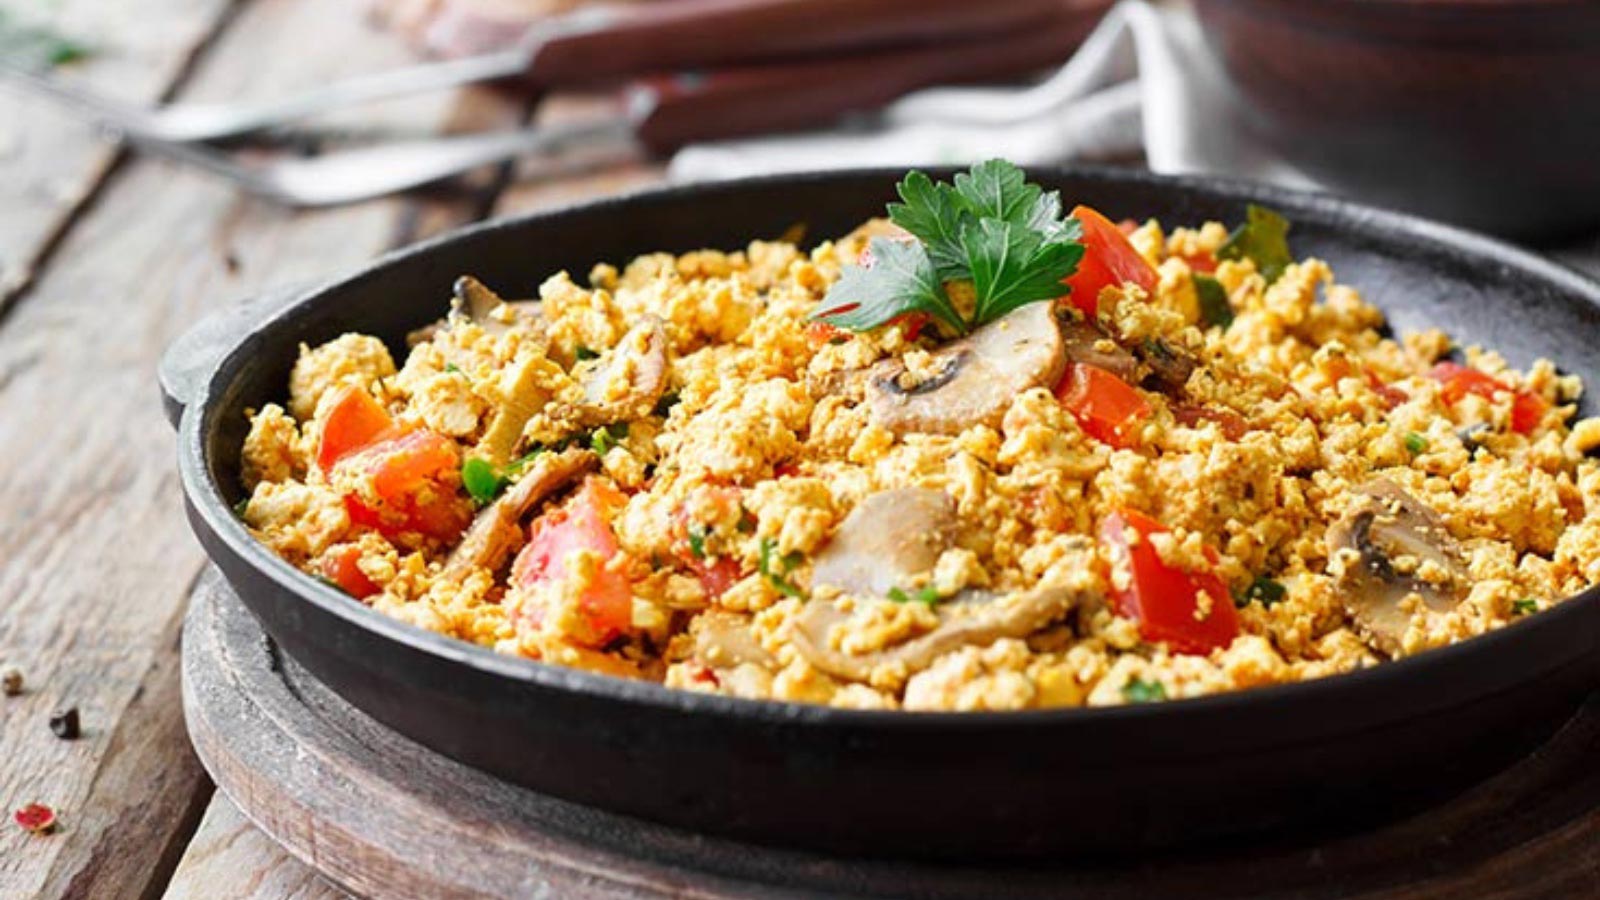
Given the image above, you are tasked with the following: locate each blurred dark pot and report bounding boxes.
[1194,0,1600,240]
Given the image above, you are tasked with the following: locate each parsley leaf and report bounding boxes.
[1194,273,1234,329]
[888,171,967,280]
[812,235,965,334]
[887,585,941,606]
[461,457,506,506]
[687,525,708,560]
[1404,432,1427,455]
[961,218,1084,325]
[814,160,1083,336]
[1512,598,1538,616]
[1218,204,1292,283]
[1122,678,1167,704]
[757,537,805,598]
[1236,576,1287,609]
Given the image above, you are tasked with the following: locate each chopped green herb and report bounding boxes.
[653,391,681,417]
[1218,204,1292,283]
[233,497,251,519]
[687,525,708,560]
[1404,432,1427,455]
[0,13,91,69]
[813,160,1084,335]
[461,457,506,505]
[506,445,546,475]
[444,363,462,374]
[1122,678,1167,704]
[575,346,599,361]
[1236,576,1287,609]
[887,586,941,606]
[757,537,804,598]
[589,422,629,456]
[1193,273,1234,329]
[735,511,757,534]
[1512,598,1538,616]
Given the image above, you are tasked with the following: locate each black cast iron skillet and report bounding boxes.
[166,167,1600,859]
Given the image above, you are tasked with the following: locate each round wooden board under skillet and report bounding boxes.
[182,568,1600,899]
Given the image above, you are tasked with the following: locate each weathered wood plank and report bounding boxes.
[0,0,239,308]
[0,0,523,894]
[164,796,347,900]
[492,91,665,217]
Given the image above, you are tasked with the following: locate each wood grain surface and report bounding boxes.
[0,0,1595,895]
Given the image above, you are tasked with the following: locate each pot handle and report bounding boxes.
[159,285,309,430]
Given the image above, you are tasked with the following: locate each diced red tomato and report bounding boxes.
[1100,509,1238,655]
[336,430,470,543]
[692,556,744,599]
[512,478,633,646]
[1366,372,1408,410]
[1056,363,1151,449]
[806,320,847,347]
[319,545,379,599]
[1429,362,1547,436]
[1060,205,1159,319]
[890,312,929,342]
[1171,402,1249,440]
[316,385,396,472]
[1179,250,1218,274]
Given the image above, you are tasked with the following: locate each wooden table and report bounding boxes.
[1,3,1596,897]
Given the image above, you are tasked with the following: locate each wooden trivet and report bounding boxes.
[182,568,1600,899]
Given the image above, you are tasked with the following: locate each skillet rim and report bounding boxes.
[177,163,1600,731]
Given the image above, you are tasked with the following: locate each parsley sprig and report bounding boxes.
[1218,204,1293,283]
[812,160,1084,336]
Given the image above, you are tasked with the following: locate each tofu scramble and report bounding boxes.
[238,163,1600,711]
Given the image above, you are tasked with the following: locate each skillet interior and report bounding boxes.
[175,167,1600,857]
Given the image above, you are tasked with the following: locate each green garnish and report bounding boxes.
[233,497,251,519]
[1218,204,1292,283]
[0,13,91,68]
[687,525,708,560]
[590,422,629,456]
[653,391,681,417]
[1194,273,1234,329]
[1122,678,1167,704]
[758,537,805,598]
[1512,598,1538,616]
[461,457,506,505]
[1404,432,1427,455]
[812,160,1084,336]
[1236,576,1287,609]
[443,363,462,374]
[887,586,941,606]
[575,346,599,361]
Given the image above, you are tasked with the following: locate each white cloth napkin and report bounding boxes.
[667,1,1316,190]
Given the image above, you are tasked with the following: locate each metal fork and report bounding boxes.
[105,118,639,206]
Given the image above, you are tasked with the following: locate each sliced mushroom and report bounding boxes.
[866,302,1066,435]
[408,276,540,345]
[1059,314,1139,382]
[692,611,775,670]
[1326,480,1470,656]
[442,447,597,578]
[812,488,960,597]
[1136,337,1197,395]
[790,585,1084,682]
[575,316,668,426]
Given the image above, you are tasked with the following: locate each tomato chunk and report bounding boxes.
[1429,362,1547,436]
[319,544,379,599]
[692,556,744,599]
[336,430,469,543]
[1061,205,1159,319]
[1056,363,1151,449]
[512,478,633,646]
[316,385,395,472]
[1101,509,1238,655]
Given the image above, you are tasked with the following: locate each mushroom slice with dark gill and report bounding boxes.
[811,488,960,598]
[1058,313,1139,382]
[442,447,597,578]
[790,585,1084,683]
[1326,479,1470,656]
[408,275,540,345]
[866,301,1066,436]
[692,611,775,670]
[576,316,668,426]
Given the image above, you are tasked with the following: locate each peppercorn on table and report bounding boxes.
[2,2,1600,897]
